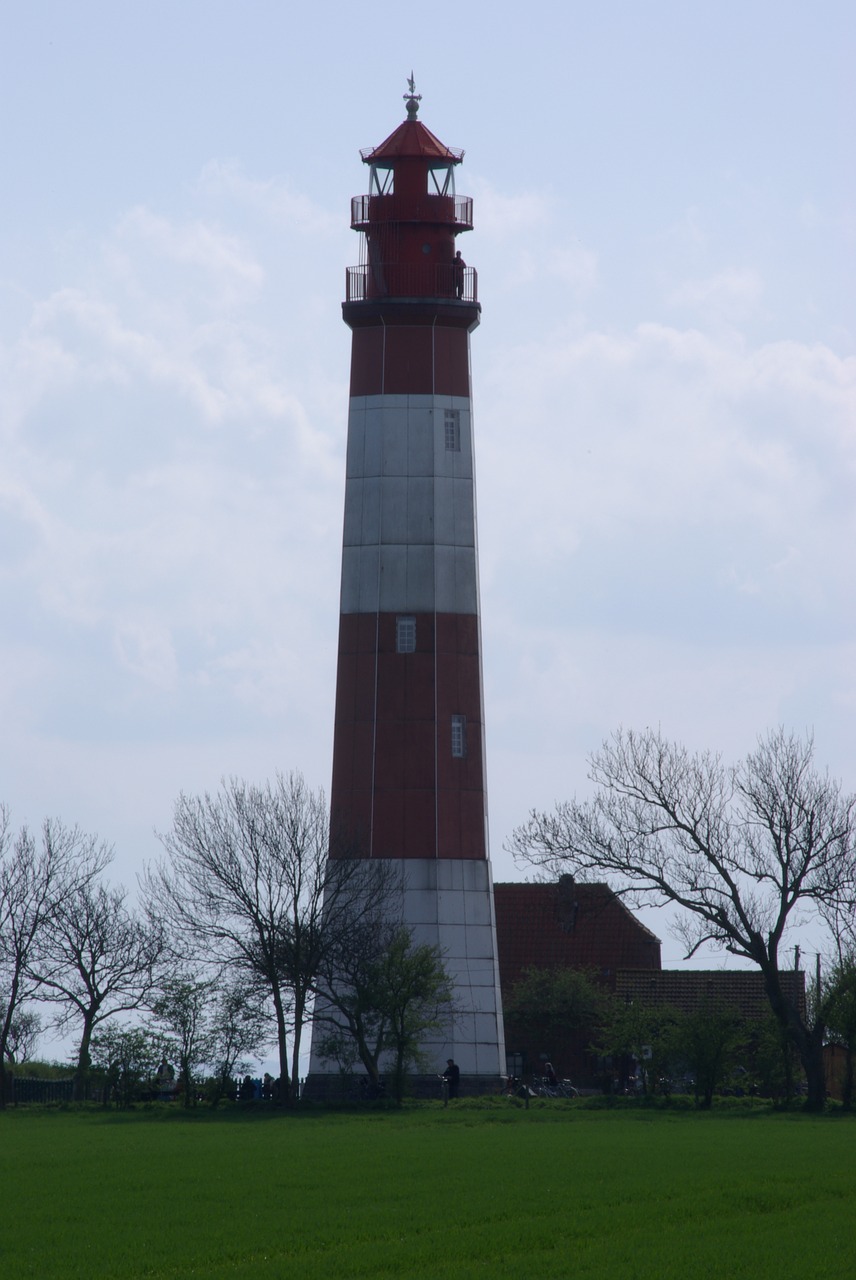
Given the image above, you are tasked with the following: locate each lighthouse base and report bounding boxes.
[305,857,506,1093]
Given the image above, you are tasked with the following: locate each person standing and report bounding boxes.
[453,250,466,299]
[443,1058,461,1100]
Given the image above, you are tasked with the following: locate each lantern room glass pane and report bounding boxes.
[428,165,455,197]
[370,166,394,196]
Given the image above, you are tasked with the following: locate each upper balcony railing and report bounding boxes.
[345,263,478,304]
[350,194,474,231]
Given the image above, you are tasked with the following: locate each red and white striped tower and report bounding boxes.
[310,83,505,1086]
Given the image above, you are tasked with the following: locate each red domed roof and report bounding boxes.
[361,118,463,165]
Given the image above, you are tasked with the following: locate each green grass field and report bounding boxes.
[2,1102,854,1279]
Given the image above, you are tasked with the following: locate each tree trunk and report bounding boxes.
[271,984,291,1105]
[336,1009,382,1086]
[352,1019,382,1086]
[74,1016,95,1103]
[843,1048,854,1111]
[762,962,826,1110]
[180,1059,193,1107]
[0,1060,10,1109]
[797,1024,827,1111]
[392,1048,406,1104]
[0,973,21,1109]
[289,993,306,1103]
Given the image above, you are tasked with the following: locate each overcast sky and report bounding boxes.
[2,2,854,995]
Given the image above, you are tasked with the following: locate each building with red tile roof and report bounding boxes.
[493,878,806,1088]
[493,878,661,1082]
[493,878,662,994]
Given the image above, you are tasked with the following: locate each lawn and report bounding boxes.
[2,1102,854,1278]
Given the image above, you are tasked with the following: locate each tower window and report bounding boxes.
[444,409,461,452]
[396,616,416,654]
[451,714,467,758]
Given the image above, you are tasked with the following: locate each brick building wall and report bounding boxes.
[493,879,662,1081]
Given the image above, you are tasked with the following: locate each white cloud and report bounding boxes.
[552,244,599,292]
[662,205,710,251]
[478,321,856,648]
[469,177,554,242]
[469,176,598,300]
[116,206,265,293]
[0,179,352,783]
[667,266,764,321]
[198,159,340,237]
[114,617,179,690]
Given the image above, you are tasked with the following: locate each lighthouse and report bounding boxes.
[310,82,505,1090]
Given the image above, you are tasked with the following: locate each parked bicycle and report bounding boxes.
[534,1076,580,1099]
[350,1075,387,1101]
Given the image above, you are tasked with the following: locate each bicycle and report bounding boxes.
[534,1076,580,1099]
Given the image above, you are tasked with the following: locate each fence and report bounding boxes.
[345,263,478,303]
[10,1076,75,1104]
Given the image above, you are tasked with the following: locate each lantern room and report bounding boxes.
[346,84,477,303]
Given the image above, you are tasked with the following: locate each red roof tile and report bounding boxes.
[361,119,463,164]
[615,968,806,1020]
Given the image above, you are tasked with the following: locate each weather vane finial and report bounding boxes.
[404,71,421,119]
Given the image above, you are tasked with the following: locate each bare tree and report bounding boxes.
[143,771,397,1103]
[508,727,856,1109]
[32,880,166,1100]
[820,895,856,967]
[1,813,110,1106]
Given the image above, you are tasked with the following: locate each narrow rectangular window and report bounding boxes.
[451,714,467,758]
[396,615,416,654]
[444,408,461,452]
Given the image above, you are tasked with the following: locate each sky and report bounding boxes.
[2,1,854,1043]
